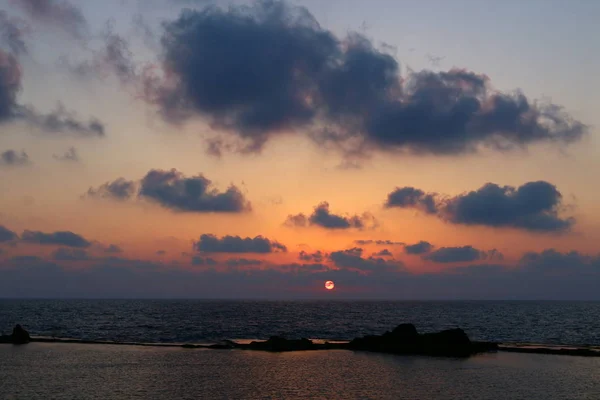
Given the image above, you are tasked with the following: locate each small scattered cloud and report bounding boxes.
[354,239,404,246]
[423,245,500,263]
[53,146,79,162]
[86,178,137,201]
[21,230,91,248]
[194,234,287,253]
[373,249,393,257]
[12,0,89,40]
[404,241,433,255]
[298,250,325,263]
[0,149,30,167]
[285,202,376,230]
[329,247,404,272]
[104,244,123,254]
[52,247,89,261]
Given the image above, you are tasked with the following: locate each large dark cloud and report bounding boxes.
[385,181,574,233]
[139,169,251,213]
[86,178,137,201]
[329,247,403,272]
[0,49,106,135]
[285,202,375,230]
[0,149,30,166]
[194,234,287,253]
[21,230,91,248]
[404,241,433,255]
[0,225,18,242]
[12,0,88,40]
[146,1,586,157]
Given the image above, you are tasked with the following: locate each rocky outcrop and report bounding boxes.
[0,324,31,345]
[242,336,317,352]
[348,324,497,357]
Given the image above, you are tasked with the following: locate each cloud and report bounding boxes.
[354,239,404,246]
[0,225,18,242]
[12,0,88,40]
[21,230,91,248]
[443,181,574,233]
[285,202,376,230]
[191,256,217,266]
[298,250,325,263]
[86,178,137,201]
[225,258,262,268]
[52,247,89,261]
[385,181,574,233]
[194,234,287,253]
[0,49,106,135]
[423,245,497,263]
[139,169,251,213]
[156,250,166,255]
[373,249,393,257]
[0,10,28,55]
[404,241,433,255]
[385,187,437,213]
[0,149,30,166]
[53,146,79,162]
[145,1,586,157]
[104,244,123,254]
[329,247,403,272]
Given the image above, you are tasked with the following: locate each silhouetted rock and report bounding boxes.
[0,325,31,345]
[244,336,316,352]
[348,324,496,357]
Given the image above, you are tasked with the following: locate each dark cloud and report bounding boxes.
[385,187,437,213]
[423,246,486,263]
[329,247,403,272]
[139,169,251,213]
[104,244,123,254]
[285,202,376,230]
[13,0,88,40]
[519,249,596,271]
[191,256,217,266]
[0,225,18,242]
[156,250,166,255]
[404,241,433,255]
[52,247,89,261]
[385,181,574,233]
[147,1,586,157]
[298,250,325,263]
[443,181,574,233]
[86,178,137,201]
[373,249,393,257]
[354,239,404,246]
[53,146,79,162]
[0,149,30,166]
[0,50,22,121]
[225,258,262,268]
[21,230,91,248]
[0,10,28,55]
[194,234,287,253]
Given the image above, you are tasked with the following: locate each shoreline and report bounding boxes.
[2,336,598,358]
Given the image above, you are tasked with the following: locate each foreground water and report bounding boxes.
[1,300,600,346]
[1,343,599,399]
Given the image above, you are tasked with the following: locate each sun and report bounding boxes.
[325,280,335,290]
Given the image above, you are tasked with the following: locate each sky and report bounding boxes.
[0,0,599,299]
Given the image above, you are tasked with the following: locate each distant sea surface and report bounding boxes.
[2,300,600,346]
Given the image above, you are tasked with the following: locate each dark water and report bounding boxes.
[1,300,600,346]
[1,343,600,399]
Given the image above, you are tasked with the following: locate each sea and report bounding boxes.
[2,300,600,399]
[1,300,599,346]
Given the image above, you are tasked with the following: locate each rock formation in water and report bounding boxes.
[0,324,31,345]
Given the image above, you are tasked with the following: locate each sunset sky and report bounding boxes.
[1,0,599,299]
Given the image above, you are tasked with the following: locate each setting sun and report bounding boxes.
[325,281,335,290]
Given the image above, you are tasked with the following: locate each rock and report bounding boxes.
[11,324,31,345]
[348,324,496,357]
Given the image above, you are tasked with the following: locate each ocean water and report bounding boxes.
[1,343,599,399]
[1,300,600,346]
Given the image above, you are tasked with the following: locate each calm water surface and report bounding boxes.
[1,343,599,399]
[2,300,600,346]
